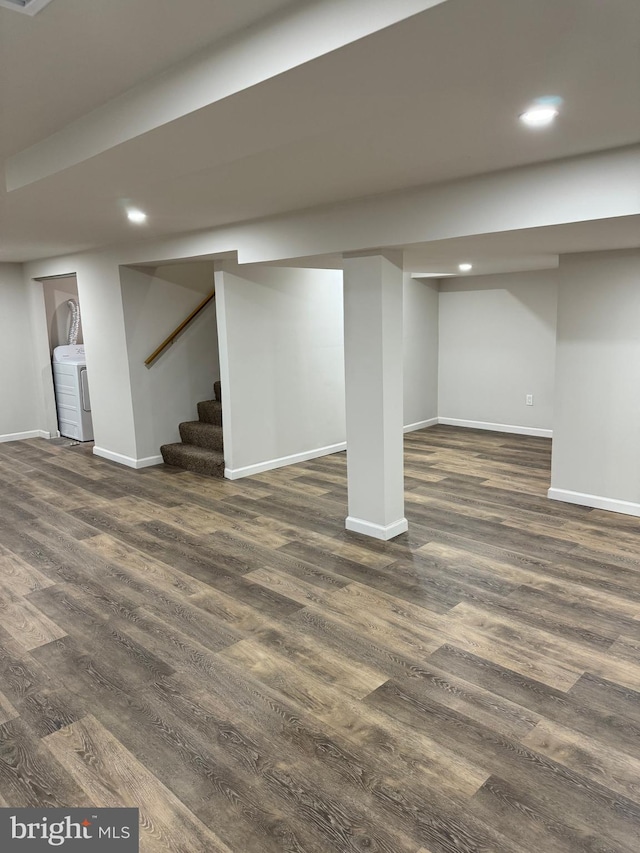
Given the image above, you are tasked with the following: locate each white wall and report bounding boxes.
[216,262,345,477]
[550,249,640,515]
[8,0,450,191]
[0,263,46,441]
[403,275,438,429]
[42,275,83,353]
[438,269,558,435]
[120,261,220,463]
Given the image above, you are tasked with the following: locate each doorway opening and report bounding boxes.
[41,274,94,443]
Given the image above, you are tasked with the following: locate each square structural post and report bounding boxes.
[343,250,407,540]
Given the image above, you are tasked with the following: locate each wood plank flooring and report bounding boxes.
[0,426,639,852]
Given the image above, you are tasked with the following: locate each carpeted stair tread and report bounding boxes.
[161,379,224,477]
[179,420,223,451]
[197,399,222,426]
[160,442,224,476]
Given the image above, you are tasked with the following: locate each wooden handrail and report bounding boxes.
[145,290,215,365]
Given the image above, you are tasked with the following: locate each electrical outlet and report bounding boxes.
[526,394,534,406]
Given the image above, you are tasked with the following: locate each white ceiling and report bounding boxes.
[0,0,298,154]
[402,216,640,276]
[258,217,640,276]
[1,0,639,265]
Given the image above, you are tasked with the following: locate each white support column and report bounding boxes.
[343,251,407,540]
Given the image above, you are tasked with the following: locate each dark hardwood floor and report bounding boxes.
[0,425,639,852]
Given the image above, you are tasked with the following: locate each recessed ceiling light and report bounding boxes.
[519,97,562,128]
[458,263,472,272]
[127,208,147,224]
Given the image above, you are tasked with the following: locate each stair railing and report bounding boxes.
[144,290,215,366]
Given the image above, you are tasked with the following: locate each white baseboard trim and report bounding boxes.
[135,454,165,469]
[0,429,52,443]
[225,441,347,480]
[438,417,552,438]
[93,446,163,469]
[403,418,438,433]
[345,516,408,540]
[547,487,640,517]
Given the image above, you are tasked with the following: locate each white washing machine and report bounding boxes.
[52,345,94,441]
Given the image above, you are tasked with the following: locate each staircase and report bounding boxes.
[160,380,224,477]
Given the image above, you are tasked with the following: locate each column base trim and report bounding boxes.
[345,516,408,540]
[547,487,640,517]
[93,446,163,469]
